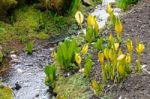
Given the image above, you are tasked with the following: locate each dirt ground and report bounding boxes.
[91,0,150,98]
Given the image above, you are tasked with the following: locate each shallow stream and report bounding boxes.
[0,0,121,98]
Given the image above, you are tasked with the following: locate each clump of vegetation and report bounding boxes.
[69,0,81,15]
[56,38,79,72]
[44,64,57,88]
[0,83,13,99]
[84,54,93,77]
[26,42,33,54]
[85,15,99,43]
[54,73,93,99]
[116,0,139,10]
[136,42,145,72]
[91,80,104,96]
[93,38,106,51]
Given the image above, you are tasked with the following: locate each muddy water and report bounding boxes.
[0,0,121,99]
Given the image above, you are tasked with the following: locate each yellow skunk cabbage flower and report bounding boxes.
[94,19,99,33]
[115,17,123,35]
[75,11,84,25]
[126,39,133,53]
[114,43,119,51]
[81,43,89,55]
[118,48,123,56]
[108,49,113,61]
[125,53,131,63]
[136,43,145,54]
[118,65,124,75]
[98,52,104,65]
[87,15,95,27]
[104,48,109,60]
[107,3,113,15]
[108,33,113,43]
[75,53,81,65]
[117,54,125,61]
[91,80,97,90]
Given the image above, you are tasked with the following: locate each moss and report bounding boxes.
[14,6,40,27]
[35,32,49,40]
[0,5,78,44]
[0,85,13,99]
[0,0,17,18]
[0,6,41,44]
[12,6,41,34]
[54,73,93,99]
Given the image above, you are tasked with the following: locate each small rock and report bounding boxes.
[113,8,122,16]
[142,64,147,69]
[79,68,84,73]
[118,96,122,99]
[10,54,17,59]
[17,68,23,73]
[102,0,115,6]
[12,82,21,91]
[11,59,19,63]
[82,0,93,6]
[64,72,70,77]
[10,51,15,54]
[35,94,39,97]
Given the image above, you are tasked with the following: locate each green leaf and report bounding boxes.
[26,42,33,54]
[44,64,57,87]
[84,54,93,77]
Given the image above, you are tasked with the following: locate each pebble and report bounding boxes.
[79,68,85,73]
[10,54,18,59]
[82,0,93,6]
[11,59,19,63]
[17,68,23,73]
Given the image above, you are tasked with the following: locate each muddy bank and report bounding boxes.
[91,0,150,98]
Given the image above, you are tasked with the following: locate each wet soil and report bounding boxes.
[91,0,150,98]
[117,0,150,98]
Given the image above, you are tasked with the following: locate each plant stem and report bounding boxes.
[117,34,122,43]
[80,24,84,35]
[136,53,142,72]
